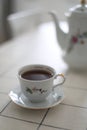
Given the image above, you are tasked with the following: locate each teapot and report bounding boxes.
[49,0,87,70]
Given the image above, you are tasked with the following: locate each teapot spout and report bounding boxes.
[49,11,68,50]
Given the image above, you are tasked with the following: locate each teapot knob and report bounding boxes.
[81,0,86,5]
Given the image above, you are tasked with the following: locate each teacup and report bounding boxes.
[18,64,65,102]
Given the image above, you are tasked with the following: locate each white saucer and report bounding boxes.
[9,87,65,109]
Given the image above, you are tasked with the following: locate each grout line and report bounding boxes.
[64,85,87,91]
[36,108,50,130]
[41,124,71,130]
[36,108,71,130]
[0,101,12,114]
[34,101,87,127]
[61,103,87,109]
[1,114,40,126]
[1,112,71,130]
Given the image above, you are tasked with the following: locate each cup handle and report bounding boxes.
[53,74,65,89]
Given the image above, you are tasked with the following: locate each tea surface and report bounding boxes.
[21,70,52,80]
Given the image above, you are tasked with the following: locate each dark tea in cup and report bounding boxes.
[21,70,53,81]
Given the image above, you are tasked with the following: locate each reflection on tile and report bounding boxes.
[43,104,87,130]
[3,59,37,78]
[0,116,38,130]
[2,102,47,123]
[3,67,18,78]
[64,71,87,89]
[39,125,63,130]
[63,87,87,108]
[0,77,18,93]
[0,94,10,112]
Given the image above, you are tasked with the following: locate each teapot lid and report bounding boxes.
[69,0,87,14]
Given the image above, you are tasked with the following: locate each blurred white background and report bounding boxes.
[13,0,79,20]
[0,0,80,43]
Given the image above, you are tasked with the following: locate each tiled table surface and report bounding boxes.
[0,22,87,130]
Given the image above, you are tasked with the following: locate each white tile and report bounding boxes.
[39,125,63,130]
[0,116,38,130]
[2,102,48,123]
[43,104,87,130]
[63,87,87,108]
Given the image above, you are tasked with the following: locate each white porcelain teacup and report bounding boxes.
[18,64,65,102]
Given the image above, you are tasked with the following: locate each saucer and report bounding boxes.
[9,87,65,109]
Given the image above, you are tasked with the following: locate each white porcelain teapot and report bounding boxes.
[49,0,87,70]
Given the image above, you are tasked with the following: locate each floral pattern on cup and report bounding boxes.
[67,30,87,53]
[26,87,47,94]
